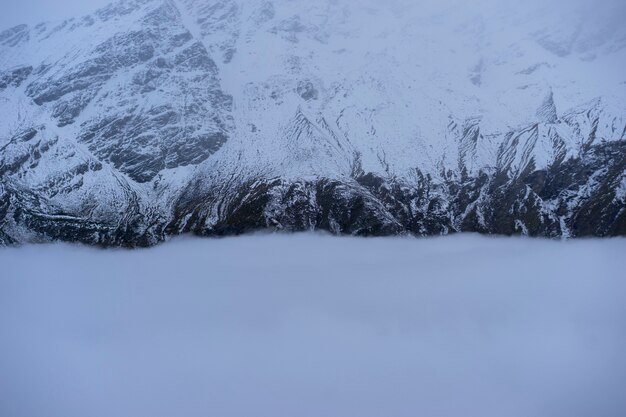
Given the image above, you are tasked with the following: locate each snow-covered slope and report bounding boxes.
[1,0,625,245]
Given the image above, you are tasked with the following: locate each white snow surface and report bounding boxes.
[184,0,626,179]
[1,234,625,417]
[1,0,625,187]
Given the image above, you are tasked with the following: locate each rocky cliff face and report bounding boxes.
[1,0,625,246]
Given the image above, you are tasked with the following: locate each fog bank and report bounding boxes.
[1,234,625,417]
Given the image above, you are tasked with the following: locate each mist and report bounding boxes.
[2,0,624,31]
[0,0,112,29]
[1,234,625,417]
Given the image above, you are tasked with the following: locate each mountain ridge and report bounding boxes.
[1,0,625,246]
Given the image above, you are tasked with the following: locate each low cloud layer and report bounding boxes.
[1,234,625,417]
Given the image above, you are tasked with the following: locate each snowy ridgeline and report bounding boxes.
[1,234,626,417]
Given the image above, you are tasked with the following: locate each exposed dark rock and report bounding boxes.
[297,80,319,101]
[0,66,33,91]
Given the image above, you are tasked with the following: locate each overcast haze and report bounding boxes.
[2,235,626,417]
[2,0,624,31]
[0,0,112,29]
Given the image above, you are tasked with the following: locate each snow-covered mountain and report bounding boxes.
[1,0,625,245]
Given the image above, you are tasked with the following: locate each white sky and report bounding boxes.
[0,0,112,30]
